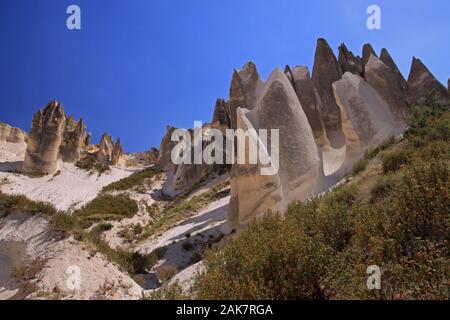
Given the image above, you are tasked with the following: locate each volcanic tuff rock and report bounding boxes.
[97,133,114,164]
[284,65,330,148]
[111,138,123,165]
[227,62,264,128]
[364,54,409,123]
[60,116,87,163]
[333,72,402,168]
[0,122,27,160]
[22,101,66,175]
[338,43,363,76]
[311,38,344,146]
[228,68,324,229]
[211,98,231,130]
[156,126,177,171]
[407,57,449,103]
[362,43,377,68]
[380,48,408,99]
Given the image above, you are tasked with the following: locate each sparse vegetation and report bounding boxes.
[75,153,109,174]
[352,158,368,176]
[73,194,138,228]
[157,265,178,282]
[140,182,230,240]
[194,96,450,300]
[102,168,159,192]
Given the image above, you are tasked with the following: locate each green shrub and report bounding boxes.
[102,168,158,192]
[382,149,409,174]
[352,159,368,176]
[73,194,138,228]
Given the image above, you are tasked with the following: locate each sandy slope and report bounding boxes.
[0,162,136,211]
[0,212,143,300]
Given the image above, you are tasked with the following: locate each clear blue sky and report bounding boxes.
[0,0,449,152]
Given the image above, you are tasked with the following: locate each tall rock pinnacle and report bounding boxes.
[311,38,344,147]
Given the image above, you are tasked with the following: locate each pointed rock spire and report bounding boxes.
[285,65,330,148]
[111,138,123,165]
[362,43,377,67]
[365,54,409,123]
[407,57,449,103]
[380,48,408,94]
[60,117,87,163]
[212,98,230,128]
[96,133,114,164]
[227,62,264,128]
[338,43,363,76]
[22,100,66,175]
[311,38,344,147]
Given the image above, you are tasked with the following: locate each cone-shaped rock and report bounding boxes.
[22,100,66,175]
[380,48,408,97]
[227,62,264,128]
[228,108,283,228]
[97,133,114,164]
[285,65,330,148]
[333,72,402,172]
[364,54,409,123]
[156,126,177,171]
[60,117,87,163]
[362,43,377,67]
[111,138,123,165]
[407,57,449,103]
[311,38,344,145]
[338,43,363,76]
[228,68,324,229]
[212,98,230,129]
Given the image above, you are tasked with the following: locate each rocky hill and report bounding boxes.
[0,39,448,300]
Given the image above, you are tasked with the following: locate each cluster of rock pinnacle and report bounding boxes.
[155,38,449,229]
[20,100,123,175]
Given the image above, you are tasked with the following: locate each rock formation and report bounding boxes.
[338,43,363,76]
[380,48,408,98]
[0,122,27,161]
[226,62,264,128]
[364,54,409,123]
[96,133,114,164]
[22,100,66,175]
[156,126,177,171]
[60,116,87,163]
[284,65,330,148]
[333,72,402,171]
[211,98,230,130]
[111,138,123,165]
[407,57,449,103]
[311,38,344,147]
[228,68,324,229]
[362,43,377,67]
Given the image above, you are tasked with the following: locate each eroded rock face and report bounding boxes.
[311,38,344,146]
[362,43,377,68]
[227,62,264,128]
[0,123,26,144]
[407,57,449,103]
[333,72,401,170]
[96,133,114,164]
[212,98,230,130]
[285,65,330,148]
[364,54,409,123]
[156,126,177,171]
[22,101,66,175]
[338,43,363,76]
[228,69,324,229]
[0,122,27,161]
[60,116,87,163]
[380,48,408,98]
[111,138,123,165]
